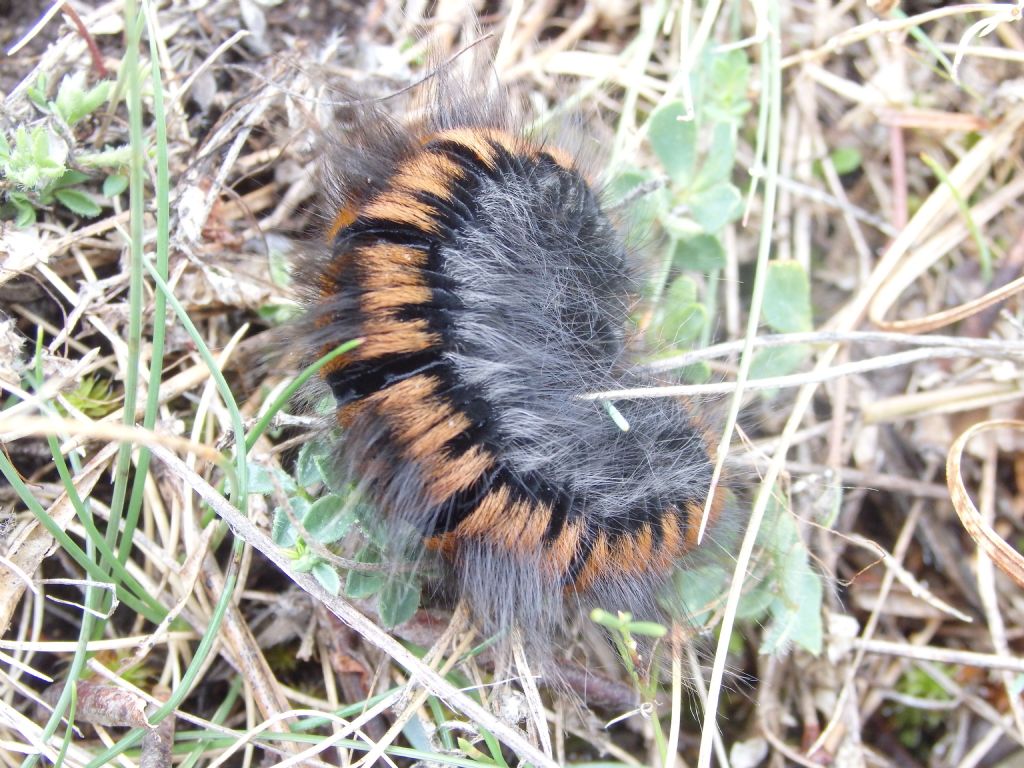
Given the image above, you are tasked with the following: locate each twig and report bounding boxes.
[841,637,1024,674]
[589,345,1016,399]
[644,330,1024,373]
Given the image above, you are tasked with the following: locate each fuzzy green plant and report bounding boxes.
[0,72,128,226]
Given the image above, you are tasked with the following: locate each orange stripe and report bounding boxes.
[544,519,583,579]
[359,243,428,289]
[361,192,440,234]
[353,317,437,361]
[574,530,611,591]
[683,501,704,550]
[425,531,458,557]
[538,145,576,172]
[403,407,471,463]
[317,244,358,297]
[364,375,445,445]
[327,205,358,240]
[456,487,550,555]
[361,374,491,506]
[428,127,578,177]
[421,445,494,506]
[428,127,503,168]
[655,509,685,568]
[614,523,657,575]
[455,485,510,539]
[393,151,463,200]
[335,401,365,428]
[503,497,550,554]
[316,242,432,377]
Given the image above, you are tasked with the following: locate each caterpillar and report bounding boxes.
[294,60,730,650]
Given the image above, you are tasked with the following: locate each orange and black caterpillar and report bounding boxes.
[295,72,727,643]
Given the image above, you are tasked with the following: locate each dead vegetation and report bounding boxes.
[2,1,1024,766]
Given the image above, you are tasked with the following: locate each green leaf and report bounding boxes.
[271,507,297,547]
[247,461,297,496]
[247,463,276,495]
[735,584,776,620]
[77,146,132,169]
[830,147,862,176]
[54,72,112,126]
[661,213,702,241]
[295,442,323,489]
[19,166,41,190]
[54,187,101,217]
[31,128,67,177]
[27,74,49,110]
[54,71,87,123]
[293,550,320,573]
[682,361,711,383]
[54,170,91,189]
[606,168,667,238]
[756,492,825,656]
[79,80,113,119]
[648,100,697,184]
[317,462,347,498]
[31,127,50,163]
[63,375,116,417]
[763,261,812,333]
[3,127,67,190]
[780,539,812,598]
[271,499,309,547]
[267,242,292,288]
[672,233,726,272]
[311,561,341,595]
[693,122,736,190]
[257,304,301,325]
[706,50,752,122]
[650,275,706,346]
[302,494,355,545]
[476,728,512,768]
[689,182,743,232]
[760,491,799,554]
[379,577,420,627]
[9,195,37,227]
[456,738,497,765]
[760,564,823,655]
[344,546,385,598]
[759,599,792,654]
[606,168,652,203]
[103,174,128,197]
[675,564,728,625]
[749,343,809,382]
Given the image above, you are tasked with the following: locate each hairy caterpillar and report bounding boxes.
[293,59,732,650]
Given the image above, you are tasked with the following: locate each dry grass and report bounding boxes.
[2,1,1024,766]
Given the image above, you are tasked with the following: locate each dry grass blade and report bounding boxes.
[0,415,224,463]
[878,273,1024,334]
[4,1,1024,765]
[868,107,1024,327]
[946,419,1024,590]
